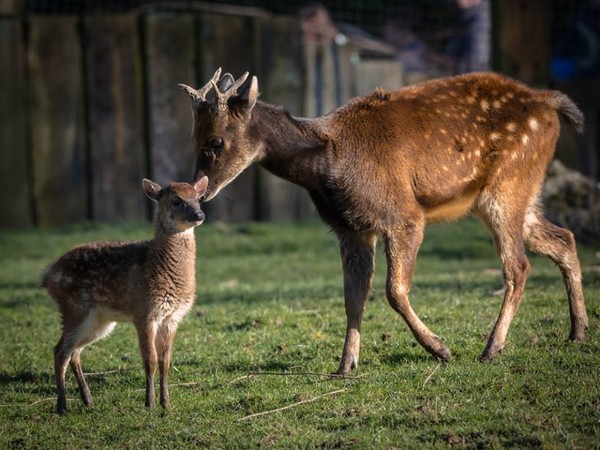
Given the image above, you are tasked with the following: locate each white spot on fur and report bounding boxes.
[480,99,489,111]
[511,152,518,160]
[521,134,529,145]
[489,132,501,141]
[505,122,516,132]
[528,118,539,131]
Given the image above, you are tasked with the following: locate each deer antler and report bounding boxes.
[210,72,250,111]
[178,68,223,103]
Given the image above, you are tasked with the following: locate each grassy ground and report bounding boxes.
[0,219,598,449]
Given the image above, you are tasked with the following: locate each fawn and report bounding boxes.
[180,69,588,374]
[42,177,207,413]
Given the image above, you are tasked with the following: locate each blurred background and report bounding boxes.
[0,0,598,229]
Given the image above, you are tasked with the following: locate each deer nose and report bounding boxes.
[194,211,205,222]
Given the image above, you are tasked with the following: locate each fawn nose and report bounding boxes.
[194,211,205,222]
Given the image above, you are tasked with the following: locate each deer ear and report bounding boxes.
[240,75,258,110]
[194,176,209,198]
[217,73,234,92]
[142,178,162,202]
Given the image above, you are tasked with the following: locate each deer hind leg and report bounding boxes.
[479,196,531,361]
[54,308,116,413]
[156,319,179,408]
[384,222,452,362]
[69,349,92,407]
[523,205,588,340]
[54,335,71,414]
[136,321,158,408]
[336,231,377,375]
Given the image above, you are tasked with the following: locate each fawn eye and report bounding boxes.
[171,197,182,207]
[209,137,224,155]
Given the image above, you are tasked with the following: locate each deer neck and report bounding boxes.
[150,228,196,277]
[252,103,330,189]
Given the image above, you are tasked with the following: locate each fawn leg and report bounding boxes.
[336,231,377,375]
[137,322,158,408]
[53,309,115,413]
[69,349,92,407]
[156,320,178,408]
[384,222,452,361]
[54,336,70,414]
[524,209,588,340]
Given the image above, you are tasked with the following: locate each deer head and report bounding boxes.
[179,69,260,201]
[143,177,208,233]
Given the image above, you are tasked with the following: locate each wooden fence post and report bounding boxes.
[84,14,146,222]
[352,60,403,96]
[0,17,31,228]
[28,17,88,227]
[143,13,196,188]
[495,0,551,85]
[197,13,260,223]
[256,15,314,222]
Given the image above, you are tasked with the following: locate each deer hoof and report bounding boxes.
[437,347,452,362]
[479,344,503,362]
[569,324,588,342]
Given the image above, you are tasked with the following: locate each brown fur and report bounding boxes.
[181,70,588,374]
[43,178,207,413]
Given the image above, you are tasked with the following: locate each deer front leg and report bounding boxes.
[156,320,178,408]
[336,231,377,375]
[136,322,158,408]
[384,224,452,362]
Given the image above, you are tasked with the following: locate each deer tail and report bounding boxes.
[543,90,585,133]
[40,266,50,289]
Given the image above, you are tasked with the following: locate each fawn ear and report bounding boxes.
[239,75,258,110]
[142,178,162,201]
[194,176,209,198]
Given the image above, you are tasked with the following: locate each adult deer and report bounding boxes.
[180,69,588,374]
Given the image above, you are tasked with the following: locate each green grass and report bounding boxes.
[0,219,598,449]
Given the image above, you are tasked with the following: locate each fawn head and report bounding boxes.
[142,177,208,233]
[179,69,260,201]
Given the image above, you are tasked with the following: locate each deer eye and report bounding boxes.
[209,137,224,155]
[171,197,182,207]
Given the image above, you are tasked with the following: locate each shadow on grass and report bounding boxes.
[380,351,441,366]
[0,371,56,396]
[0,368,130,396]
[201,279,504,307]
[0,282,40,290]
[223,359,293,374]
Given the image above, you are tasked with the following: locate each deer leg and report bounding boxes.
[54,336,71,414]
[136,321,158,408]
[384,223,452,362]
[480,206,531,361]
[156,320,178,408]
[336,231,377,375]
[69,349,92,407]
[524,209,588,340]
[54,309,115,413]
